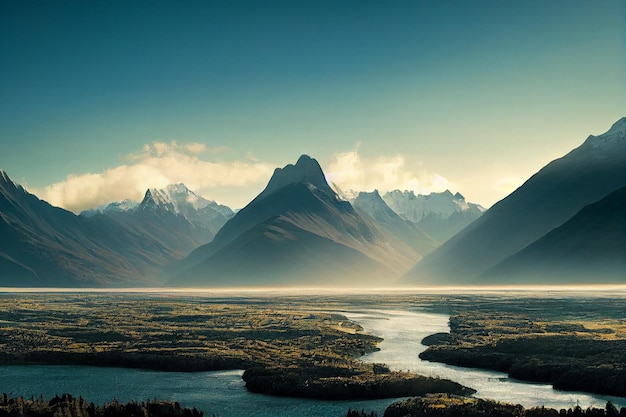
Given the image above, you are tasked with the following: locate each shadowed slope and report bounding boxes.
[483,185,626,283]
[169,155,415,286]
[403,117,626,284]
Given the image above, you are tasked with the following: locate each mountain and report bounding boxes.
[382,190,485,243]
[403,117,626,284]
[0,174,233,287]
[168,155,420,286]
[81,199,139,216]
[482,185,626,283]
[0,171,151,286]
[352,190,438,255]
[82,184,234,255]
[138,183,233,237]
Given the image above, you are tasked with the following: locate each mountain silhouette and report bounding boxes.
[403,117,626,284]
[168,155,420,286]
[482,185,626,283]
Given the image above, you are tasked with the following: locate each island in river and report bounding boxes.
[0,292,472,400]
[1,290,625,407]
[420,310,626,397]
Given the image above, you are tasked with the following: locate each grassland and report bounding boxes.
[0,292,471,400]
[420,311,626,396]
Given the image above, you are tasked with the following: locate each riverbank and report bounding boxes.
[420,312,626,397]
[0,293,471,401]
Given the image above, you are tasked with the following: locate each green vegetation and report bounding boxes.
[0,393,203,417]
[382,394,626,417]
[420,312,626,396]
[243,366,474,400]
[0,293,470,400]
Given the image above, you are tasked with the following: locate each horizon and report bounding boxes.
[3,284,626,294]
[1,1,624,211]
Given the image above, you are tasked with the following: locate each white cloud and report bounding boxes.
[184,143,208,154]
[34,142,276,213]
[325,148,454,195]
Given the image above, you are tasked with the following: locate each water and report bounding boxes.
[347,309,626,409]
[0,309,624,416]
[0,366,397,417]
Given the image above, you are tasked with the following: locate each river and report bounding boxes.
[0,309,624,416]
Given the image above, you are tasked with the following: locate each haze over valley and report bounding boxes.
[1,2,625,416]
[0,118,625,287]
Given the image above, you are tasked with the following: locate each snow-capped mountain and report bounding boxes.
[381,189,485,243]
[335,187,485,244]
[382,190,485,224]
[583,116,626,150]
[81,199,139,216]
[0,170,166,286]
[331,183,360,202]
[139,183,234,234]
[0,175,237,287]
[404,116,626,285]
[352,190,438,255]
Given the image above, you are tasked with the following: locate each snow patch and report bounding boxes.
[585,117,626,150]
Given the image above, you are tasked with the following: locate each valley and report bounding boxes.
[0,289,625,417]
[0,292,472,401]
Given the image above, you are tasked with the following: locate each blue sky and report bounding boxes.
[1,0,624,211]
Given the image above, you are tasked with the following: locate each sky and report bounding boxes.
[1,0,624,212]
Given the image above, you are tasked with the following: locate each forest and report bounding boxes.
[0,393,203,417]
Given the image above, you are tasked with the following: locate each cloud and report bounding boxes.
[184,143,208,154]
[325,148,454,196]
[35,142,276,213]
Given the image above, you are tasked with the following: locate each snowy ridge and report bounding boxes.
[104,199,138,212]
[139,183,234,229]
[80,183,233,226]
[382,189,485,223]
[331,183,360,202]
[584,117,626,150]
[143,183,214,214]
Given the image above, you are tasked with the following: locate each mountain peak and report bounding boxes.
[0,170,12,185]
[584,117,626,150]
[357,189,382,199]
[607,116,626,134]
[257,154,332,200]
[139,188,174,212]
[139,183,214,213]
[0,170,21,194]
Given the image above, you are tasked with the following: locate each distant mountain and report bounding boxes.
[168,155,421,287]
[82,184,234,254]
[382,190,485,243]
[138,183,233,236]
[0,173,233,287]
[81,199,139,216]
[352,190,438,255]
[403,117,626,284]
[482,185,626,283]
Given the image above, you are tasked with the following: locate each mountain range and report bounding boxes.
[335,186,486,244]
[1,117,624,287]
[403,116,626,285]
[0,178,232,286]
[167,155,434,286]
